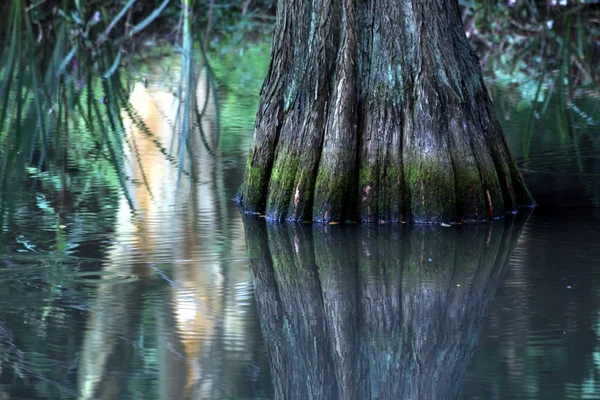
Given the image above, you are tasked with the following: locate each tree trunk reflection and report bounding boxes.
[244,216,527,400]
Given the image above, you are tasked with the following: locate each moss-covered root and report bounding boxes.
[478,101,535,212]
[313,167,356,223]
[235,85,285,215]
[236,161,270,214]
[404,158,456,224]
[447,113,506,222]
[263,91,329,222]
[355,102,406,223]
[265,149,319,223]
[313,4,358,224]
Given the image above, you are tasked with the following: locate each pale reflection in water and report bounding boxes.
[77,69,252,399]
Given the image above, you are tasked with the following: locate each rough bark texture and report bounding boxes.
[237,0,534,224]
[243,214,528,399]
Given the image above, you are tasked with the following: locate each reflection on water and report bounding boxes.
[245,218,526,400]
[77,69,260,399]
[460,209,600,400]
[0,69,599,398]
[461,88,600,399]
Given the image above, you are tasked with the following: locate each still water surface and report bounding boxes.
[0,67,599,399]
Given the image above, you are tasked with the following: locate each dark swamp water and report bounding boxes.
[1,50,600,399]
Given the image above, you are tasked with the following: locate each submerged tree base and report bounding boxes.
[236,0,534,224]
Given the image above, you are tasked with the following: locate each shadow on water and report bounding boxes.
[244,213,529,400]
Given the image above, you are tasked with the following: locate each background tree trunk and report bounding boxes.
[237,0,534,224]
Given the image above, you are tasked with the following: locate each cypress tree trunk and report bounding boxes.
[237,0,534,224]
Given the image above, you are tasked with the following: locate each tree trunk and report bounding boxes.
[237,0,534,224]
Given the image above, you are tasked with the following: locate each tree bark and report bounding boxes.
[237,0,534,224]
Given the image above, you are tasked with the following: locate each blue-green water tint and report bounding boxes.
[459,88,600,400]
[1,52,600,398]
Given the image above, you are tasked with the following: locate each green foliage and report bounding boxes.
[0,0,597,211]
[0,0,222,211]
[209,39,271,157]
[0,1,150,199]
[460,1,600,160]
[461,0,600,94]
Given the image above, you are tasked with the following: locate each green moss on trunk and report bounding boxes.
[237,162,270,214]
[237,0,534,224]
[406,160,456,224]
[313,167,357,223]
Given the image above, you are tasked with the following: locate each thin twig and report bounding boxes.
[204,0,215,49]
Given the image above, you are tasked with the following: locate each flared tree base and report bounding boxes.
[237,0,534,224]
